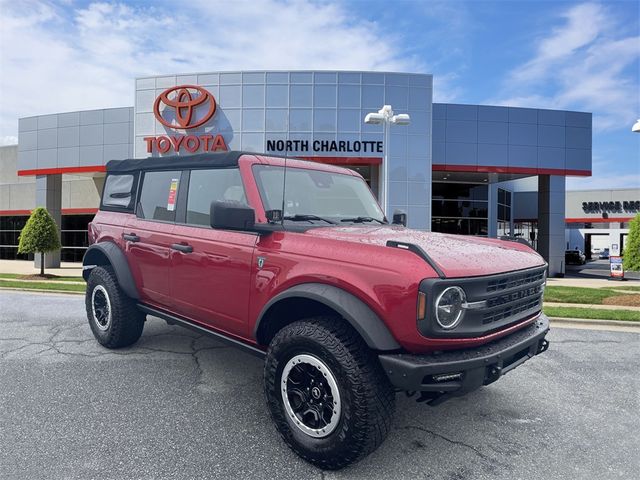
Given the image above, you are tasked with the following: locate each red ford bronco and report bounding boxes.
[83,151,549,469]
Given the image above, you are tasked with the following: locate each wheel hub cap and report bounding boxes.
[281,354,341,438]
[91,285,111,331]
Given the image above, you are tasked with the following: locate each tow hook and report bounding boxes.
[537,339,550,354]
[486,365,502,383]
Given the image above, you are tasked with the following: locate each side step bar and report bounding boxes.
[137,303,266,359]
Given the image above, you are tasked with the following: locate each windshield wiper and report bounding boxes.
[283,214,336,224]
[340,216,386,224]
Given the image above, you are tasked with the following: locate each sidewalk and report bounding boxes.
[547,277,640,288]
[0,259,83,277]
[545,301,640,312]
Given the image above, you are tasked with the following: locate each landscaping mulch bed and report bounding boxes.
[602,294,640,307]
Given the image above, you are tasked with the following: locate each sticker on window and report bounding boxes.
[167,178,179,211]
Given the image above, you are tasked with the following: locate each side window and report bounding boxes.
[137,170,182,222]
[186,168,246,227]
[102,174,136,210]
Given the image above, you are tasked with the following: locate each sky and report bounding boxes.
[0,0,638,190]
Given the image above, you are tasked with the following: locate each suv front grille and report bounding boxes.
[419,265,547,339]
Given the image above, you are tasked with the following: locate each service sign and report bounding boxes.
[610,256,624,279]
[144,85,228,154]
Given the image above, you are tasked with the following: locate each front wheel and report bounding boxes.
[264,317,395,470]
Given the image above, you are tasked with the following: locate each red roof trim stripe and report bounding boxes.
[17,166,107,176]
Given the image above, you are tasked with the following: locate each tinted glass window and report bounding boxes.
[138,171,181,222]
[186,169,246,226]
[103,174,134,209]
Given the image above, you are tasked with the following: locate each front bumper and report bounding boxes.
[378,314,550,405]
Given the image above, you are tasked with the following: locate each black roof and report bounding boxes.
[105,151,249,173]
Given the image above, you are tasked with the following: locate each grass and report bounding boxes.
[605,285,640,292]
[544,286,623,304]
[0,273,83,282]
[0,279,85,293]
[544,306,640,322]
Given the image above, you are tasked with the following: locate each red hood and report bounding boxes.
[304,226,545,278]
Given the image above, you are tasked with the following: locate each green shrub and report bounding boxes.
[18,207,61,275]
[623,214,640,272]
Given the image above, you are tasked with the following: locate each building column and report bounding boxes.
[488,184,498,238]
[35,174,62,268]
[538,175,565,277]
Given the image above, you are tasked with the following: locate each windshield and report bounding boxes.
[252,164,385,223]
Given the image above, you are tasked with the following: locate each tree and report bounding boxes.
[18,207,61,276]
[623,213,640,272]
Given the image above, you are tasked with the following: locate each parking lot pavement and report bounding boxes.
[1,291,638,480]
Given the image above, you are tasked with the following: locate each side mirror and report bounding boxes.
[210,201,255,231]
[392,209,407,227]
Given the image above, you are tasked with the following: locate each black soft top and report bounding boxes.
[105,151,250,173]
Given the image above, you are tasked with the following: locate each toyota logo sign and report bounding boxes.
[153,85,216,129]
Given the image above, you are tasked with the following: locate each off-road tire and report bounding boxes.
[85,266,144,348]
[264,316,396,470]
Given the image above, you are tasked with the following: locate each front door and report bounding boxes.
[169,168,257,338]
[124,169,183,308]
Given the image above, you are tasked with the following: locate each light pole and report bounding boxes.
[364,105,411,217]
[632,119,640,132]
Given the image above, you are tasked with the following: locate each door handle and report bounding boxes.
[123,233,140,242]
[171,243,193,253]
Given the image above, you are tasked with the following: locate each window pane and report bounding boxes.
[431,200,488,218]
[242,109,264,131]
[103,174,134,208]
[314,85,336,108]
[338,85,360,108]
[242,85,264,108]
[290,85,312,107]
[432,183,488,201]
[138,170,181,221]
[289,109,312,131]
[266,85,288,107]
[315,72,336,83]
[267,72,288,83]
[266,109,288,131]
[313,110,336,131]
[338,109,360,132]
[186,169,246,227]
[431,218,488,236]
[290,72,312,83]
[361,85,384,109]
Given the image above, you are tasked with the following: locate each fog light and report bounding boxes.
[432,372,462,382]
[435,286,466,329]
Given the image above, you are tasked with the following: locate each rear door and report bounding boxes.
[169,167,257,338]
[124,169,183,308]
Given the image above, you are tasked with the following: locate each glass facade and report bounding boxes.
[497,188,512,237]
[0,214,93,262]
[431,182,488,236]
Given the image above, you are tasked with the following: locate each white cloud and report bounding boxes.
[0,0,418,145]
[490,2,640,132]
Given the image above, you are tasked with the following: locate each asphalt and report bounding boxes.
[1,291,638,480]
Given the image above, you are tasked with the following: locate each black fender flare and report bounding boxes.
[254,283,400,351]
[82,242,139,300]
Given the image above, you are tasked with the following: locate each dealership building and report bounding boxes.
[1,69,626,277]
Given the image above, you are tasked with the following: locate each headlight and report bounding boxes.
[435,286,466,329]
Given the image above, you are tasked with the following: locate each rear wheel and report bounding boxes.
[264,317,395,470]
[85,266,145,348]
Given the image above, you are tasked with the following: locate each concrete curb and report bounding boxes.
[548,317,639,328]
[0,286,84,295]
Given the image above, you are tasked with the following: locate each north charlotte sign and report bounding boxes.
[143,85,228,153]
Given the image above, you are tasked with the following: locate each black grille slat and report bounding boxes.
[486,270,545,293]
